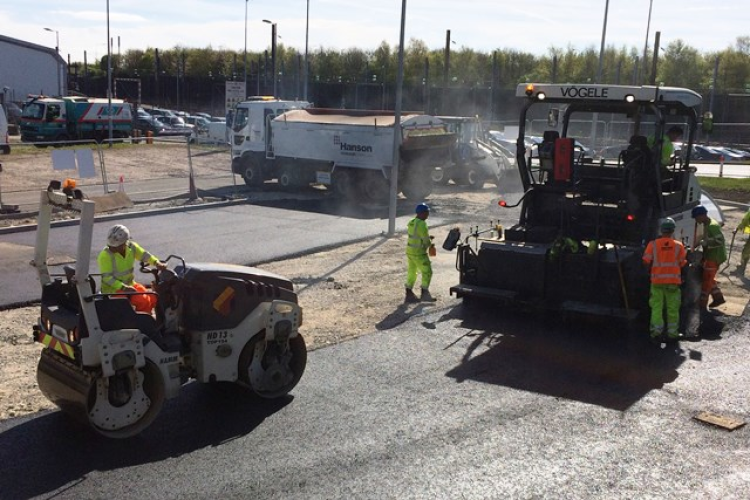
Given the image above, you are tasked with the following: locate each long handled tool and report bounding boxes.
[721,229,737,273]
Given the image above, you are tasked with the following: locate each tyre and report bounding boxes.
[242,160,264,187]
[430,167,451,186]
[457,166,486,190]
[278,168,299,190]
[400,169,433,200]
[237,332,307,398]
[332,169,357,199]
[360,171,390,203]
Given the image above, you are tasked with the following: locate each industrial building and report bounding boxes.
[0,34,67,103]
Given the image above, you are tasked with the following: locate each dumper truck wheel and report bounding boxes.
[243,161,264,187]
[456,166,486,190]
[237,332,307,399]
[332,169,357,199]
[401,169,433,200]
[430,167,451,186]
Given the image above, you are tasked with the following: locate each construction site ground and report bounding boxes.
[0,142,748,421]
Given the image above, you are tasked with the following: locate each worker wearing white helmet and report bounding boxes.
[642,217,687,342]
[98,224,166,313]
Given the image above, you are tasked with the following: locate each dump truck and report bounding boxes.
[32,185,306,437]
[20,96,133,144]
[431,116,515,189]
[230,98,455,202]
[449,83,716,327]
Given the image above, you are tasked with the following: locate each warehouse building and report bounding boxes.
[0,34,67,103]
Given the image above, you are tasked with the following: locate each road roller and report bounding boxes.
[32,187,307,438]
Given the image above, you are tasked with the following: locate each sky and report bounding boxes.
[0,1,746,63]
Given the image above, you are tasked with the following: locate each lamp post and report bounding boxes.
[387,0,407,236]
[106,0,113,147]
[44,27,62,96]
[642,0,654,85]
[244,0,248,94]
[43,27,59,52]
[304,0,310,101]
[262,19,277,98]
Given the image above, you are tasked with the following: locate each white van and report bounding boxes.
[0,104,9,154]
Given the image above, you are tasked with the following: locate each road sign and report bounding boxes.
[225,82,246,113]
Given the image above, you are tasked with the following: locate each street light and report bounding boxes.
[244,0,249,94]
[43,27,59,52]
[262,19,278,97]
[304,0,310,101]
[44,28,62,96]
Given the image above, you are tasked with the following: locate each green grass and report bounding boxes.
[698,176,750,191]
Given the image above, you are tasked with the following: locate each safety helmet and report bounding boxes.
[107,224,130,247]
[660,217,676,232]
[415,203,430,214]
[691,205,708,218]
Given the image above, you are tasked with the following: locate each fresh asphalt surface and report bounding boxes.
[1,180,748,499]
[1,304,748,499]
[0,198,438,307]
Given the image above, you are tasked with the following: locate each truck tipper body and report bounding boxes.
[230,98,455,202]
[20,96,133,144]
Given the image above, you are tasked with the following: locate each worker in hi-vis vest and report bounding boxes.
[405,203,437,303]
[98,224,166,313]
[642,217,687,342]
[691,205,727,310]
[733,207,750,276]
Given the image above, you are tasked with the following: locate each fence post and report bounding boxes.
[186,137,198,200]
[719,154,724,178]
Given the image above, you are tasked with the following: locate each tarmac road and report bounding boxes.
[1,303,748,499]
[0,198,448,308]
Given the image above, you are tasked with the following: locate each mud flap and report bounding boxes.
[680,257,703,338]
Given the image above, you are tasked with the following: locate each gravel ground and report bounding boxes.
[1,142,748,422]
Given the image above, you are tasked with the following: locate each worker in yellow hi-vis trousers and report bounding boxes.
[405,203,436,303]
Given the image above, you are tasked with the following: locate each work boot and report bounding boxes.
[404,288,419,304]
[708,290,726,308]
[420,288,437,302]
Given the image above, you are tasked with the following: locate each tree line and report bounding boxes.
[72,35,750,94]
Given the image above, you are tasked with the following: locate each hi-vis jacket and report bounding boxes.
[406,218,431,256]
[643,236,687,285]
[98,241,160,294]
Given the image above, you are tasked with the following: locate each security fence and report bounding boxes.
[0,136,234,214]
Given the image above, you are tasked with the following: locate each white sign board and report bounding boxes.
[51,150,76,171]
[75,149,97,178]
[225,81,246,113]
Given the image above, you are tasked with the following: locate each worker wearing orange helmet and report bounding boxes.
[98,224,167,313]
[405,203,437,303]
[642,217,687,342]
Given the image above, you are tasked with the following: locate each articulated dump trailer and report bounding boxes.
[450,83,710,323]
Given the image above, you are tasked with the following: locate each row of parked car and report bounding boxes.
[134,108,226,138]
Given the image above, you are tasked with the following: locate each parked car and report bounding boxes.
[155,115,193,135]
[185,115,210,133]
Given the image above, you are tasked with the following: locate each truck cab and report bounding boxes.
[21,96,132,144]
[230,97,311,184]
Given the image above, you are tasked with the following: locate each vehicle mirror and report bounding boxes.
[547,108,559,128]
[702,111,713,134]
